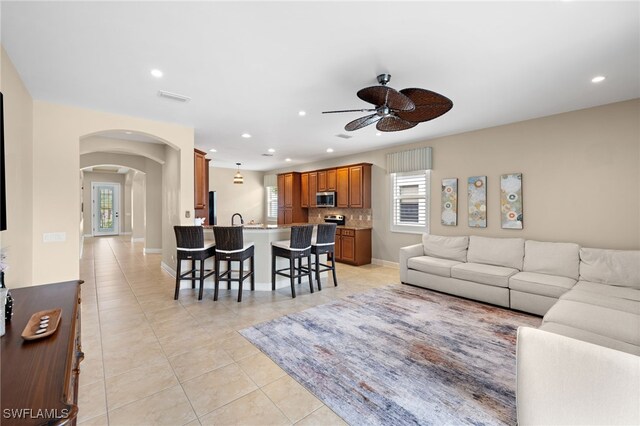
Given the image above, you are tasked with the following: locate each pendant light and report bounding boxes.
[233,162,244,184]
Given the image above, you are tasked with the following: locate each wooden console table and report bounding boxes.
[1,280,83,426]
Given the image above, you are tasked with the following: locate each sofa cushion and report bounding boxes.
[407,256,462,278]
[539,322,640,356]
[543,299,640,346]
[451,262,518,288]
[421,234,469,262]
[523,240,580,280]
[579,248,640,288]
[509,271,576,298]
[573,281,640,302]
[467,236,525,270]
[560,289,640,315]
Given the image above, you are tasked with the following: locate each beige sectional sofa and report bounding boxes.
[400,234,581,315]
[400,235,640,424]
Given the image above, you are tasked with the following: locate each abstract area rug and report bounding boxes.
[240,285,541,425]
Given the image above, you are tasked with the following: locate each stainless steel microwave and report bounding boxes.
[316,192,336,208]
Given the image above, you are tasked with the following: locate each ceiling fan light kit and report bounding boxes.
[323,73,453,132]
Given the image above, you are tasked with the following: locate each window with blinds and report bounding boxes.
[266,186,278,220]
[390,170,430,233]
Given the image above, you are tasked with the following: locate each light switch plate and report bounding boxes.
[43,232,66,243]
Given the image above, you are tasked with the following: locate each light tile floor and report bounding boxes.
[78,236,399,426]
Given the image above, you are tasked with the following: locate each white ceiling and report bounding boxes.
[2,1,638,171]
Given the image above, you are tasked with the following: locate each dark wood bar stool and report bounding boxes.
[311,223,338,290]
[271,225,314,298]
[173,226,216,300]
[212,226,255,302]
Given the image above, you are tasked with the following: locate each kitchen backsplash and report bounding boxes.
[308,208,373,228]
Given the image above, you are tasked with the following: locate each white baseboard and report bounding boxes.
[144,248,162,254]
[131,237,145,243]
[161,261,176,278]
[372,258,399,269]
[83,234,92,238]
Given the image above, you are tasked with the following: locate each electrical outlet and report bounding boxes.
[367,215,371,221]
[350,215,353,220]
[185,211,191,218]
[359,215,362,220]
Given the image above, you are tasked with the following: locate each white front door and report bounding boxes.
[92,183,120,236]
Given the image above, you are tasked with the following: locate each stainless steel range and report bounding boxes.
[324,214,345,226]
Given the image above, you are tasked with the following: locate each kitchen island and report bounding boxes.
[203,224,327,291]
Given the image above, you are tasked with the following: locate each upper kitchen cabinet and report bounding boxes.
[348,164,371,208]
[301,173,309,208]
[194,149,210,222]
[336,167,349,208]
[277,172,308,224]
[326,169,337,191]
[309,172,318,208]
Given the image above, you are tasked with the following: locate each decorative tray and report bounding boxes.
[21,308,62,340]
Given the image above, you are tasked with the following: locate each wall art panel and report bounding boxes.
[468,176,487,228]
[500,173,523,229]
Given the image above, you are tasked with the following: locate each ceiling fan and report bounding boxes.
[323,73,453,132]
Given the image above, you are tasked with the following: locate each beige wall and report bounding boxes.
[132,172,146,241]
[209,166,265,225]
[28,100,193,285]
[0,47,34,287]
[80,152,162,251]
[162,146,181,265]
[271,99,640,263]
[81,172,127,235]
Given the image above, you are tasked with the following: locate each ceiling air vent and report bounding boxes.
[261,153,274,157]
[335,134,353,139]
[158,90,191,103]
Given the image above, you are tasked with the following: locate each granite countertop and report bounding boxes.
[203,223,372,230]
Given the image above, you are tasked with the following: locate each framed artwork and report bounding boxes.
[500,173,523,229]
[441,178,457,226]
[468,176,487,228]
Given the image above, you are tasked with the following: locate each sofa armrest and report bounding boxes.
[399,243,424,283]
[516,327,640,425]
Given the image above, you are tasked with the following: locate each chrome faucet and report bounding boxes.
[231,213,244,226]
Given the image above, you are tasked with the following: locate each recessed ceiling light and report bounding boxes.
[209,148,217,153]
[285,158,292,162]
[591,75,606,83]
[376,132,382,136]
[268,148,275,153]
[298,110,306,116]
[241,133,252,138]
[150,69,163,78]
[326,148,334,153]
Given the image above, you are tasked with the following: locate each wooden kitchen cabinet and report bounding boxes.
[348,164,372,208]
[336,167,349,207]
[301,173,309,208]
[194,149,210,223]
[317,170,327,192]
[284,173,294,207]
[334,227,371,265]
[277,172,308,224]
[326,168,337,191]
[309,172,318,208]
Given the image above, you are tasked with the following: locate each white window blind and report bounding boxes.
[266,186,278,220]
[390,170,430,233]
